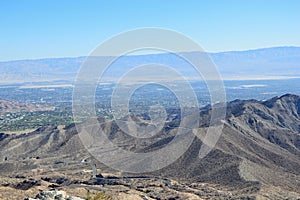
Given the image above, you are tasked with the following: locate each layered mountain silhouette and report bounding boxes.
[1,94,300,198]
[0,46,300,83]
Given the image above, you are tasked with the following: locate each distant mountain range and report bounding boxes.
[1,94,300,198]
[0,46,300,84]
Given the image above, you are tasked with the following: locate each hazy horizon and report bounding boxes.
[0,45,299,62]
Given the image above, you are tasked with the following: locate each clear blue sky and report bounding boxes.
[1,0,300,61]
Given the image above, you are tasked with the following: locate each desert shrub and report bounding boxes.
[86,191,113,200]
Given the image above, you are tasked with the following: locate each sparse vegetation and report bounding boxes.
[86,191,113,200]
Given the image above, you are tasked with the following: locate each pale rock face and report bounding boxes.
[25,190,84,200]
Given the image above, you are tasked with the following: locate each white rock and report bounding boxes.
[27,190,84,200]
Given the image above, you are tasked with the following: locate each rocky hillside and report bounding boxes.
[0,94,300,199]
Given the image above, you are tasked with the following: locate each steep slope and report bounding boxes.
[227,94,300,155]
[0,94,300,198]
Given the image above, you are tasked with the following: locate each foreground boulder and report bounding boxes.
[25,190,84,200]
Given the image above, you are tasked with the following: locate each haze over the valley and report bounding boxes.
[0,46,299,84]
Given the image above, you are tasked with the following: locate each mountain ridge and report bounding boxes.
[0,46,300,83]
[1,46,299,63]
[1,94,300,198]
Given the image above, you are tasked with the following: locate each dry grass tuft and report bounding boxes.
[87,191,114,200]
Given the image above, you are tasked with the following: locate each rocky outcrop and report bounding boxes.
[25,190,84,200]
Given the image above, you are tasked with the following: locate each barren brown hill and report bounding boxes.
[0,94,300,199]
[0,99,53,113]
